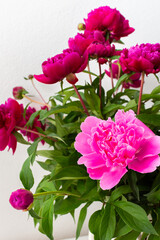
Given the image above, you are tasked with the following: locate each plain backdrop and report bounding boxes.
[0,0,160,239]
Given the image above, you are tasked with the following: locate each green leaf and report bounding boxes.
[114,218,132,238]
[26,110,41,128]
[115,230,140,240]
[114,73,133,91]
[151,85,160,94]
[103,104,124,115]
[128,171,140,200]
[124,99,137,111]
[20,156,34,190]
[40,197,54,240]
[84,88,102,117]
[76,202,91,239]
[109,185,132,202]
[137,114,160,127]
[29,209,41,219]
[83,70,98,77]
[54,196,83,215]
[148,210,160,239]
[13,131,31,145]
[89,210,103,238]
[27,139,39,165]
[99,203,116,240]
[50,166,88,181]
[114,201,157,235]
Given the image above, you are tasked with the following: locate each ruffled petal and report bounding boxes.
[80,116,101,134]
[0,128,9,151]
[78,152,105,168]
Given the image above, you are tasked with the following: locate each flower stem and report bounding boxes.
[87,62,92,84]
[137,72,145,115]
[33,191,80,198]
[73,84,89,116]
[23,95,50,109]
[31,79,48,105]
[16,126,56,141]
[109,60,115,96]
[98,62,102,108]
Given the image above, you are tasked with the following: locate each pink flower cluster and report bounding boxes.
[119,43,160,75]
[34,6,134,85]
[74,110,160,190]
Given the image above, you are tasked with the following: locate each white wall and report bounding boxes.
[0,0,160,239]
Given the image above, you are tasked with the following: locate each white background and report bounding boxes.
[0,0,160,239]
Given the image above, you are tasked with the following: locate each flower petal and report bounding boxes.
[100,166,127,190]
[80,116,101,134]
[74,132,92,155]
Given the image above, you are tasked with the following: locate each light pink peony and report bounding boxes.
[0,98,23,153]
[74,110,160,190]
[84,6,134,41]
[34,49,88,85]
[119,43,160,75]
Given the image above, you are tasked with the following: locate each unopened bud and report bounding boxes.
[66,73,78,85]
[12,86,28,99]
[77,23,86,31]
[9,189,34,211]
[28,74,34,80]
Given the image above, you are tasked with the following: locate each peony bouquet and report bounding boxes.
[3,5,160,240]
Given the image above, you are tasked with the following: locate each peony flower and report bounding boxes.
[105,60,141,88]
[34,48,88,85]
[84,6,134,41]
[74,110,160,190]
[119,43,160,75]
[20,106,46,143]
[9,189,33,210]
[0,98,23,153]
[88,42,115,64]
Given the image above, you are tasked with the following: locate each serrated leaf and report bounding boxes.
[114,201,157,235]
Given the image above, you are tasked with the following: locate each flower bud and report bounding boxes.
[28,74,34,80]
[77,23,86,31]
[12,86,28,100]
[9,189,34,210]
[66,73,78,85]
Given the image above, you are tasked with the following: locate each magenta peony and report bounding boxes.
[84,6,134,41]
[0,98,23,153]
[74,110,160,190]
[34,49,88,84]
[20,106,46,142]
[119,43,160,75]
[9,189,33,210]
[105,60,141,88]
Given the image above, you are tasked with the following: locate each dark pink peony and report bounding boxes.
[9,189,33,210]
[105,60,141,88]
[74,110,160,190]
[84,6,134,41]
[0,98,23,153]
[20,106,46,143]
[119,43,160,75]
[34,49,88,84]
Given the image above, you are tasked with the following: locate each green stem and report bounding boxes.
[98,62,102,109]
[87,62,92,84]
[33,191,80,198]
[137,72,145,115]
[16,126,56,142]
[31,79,48,105]
[73,84,90,116]
[109,60,115,97]
[23,95,51,109]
